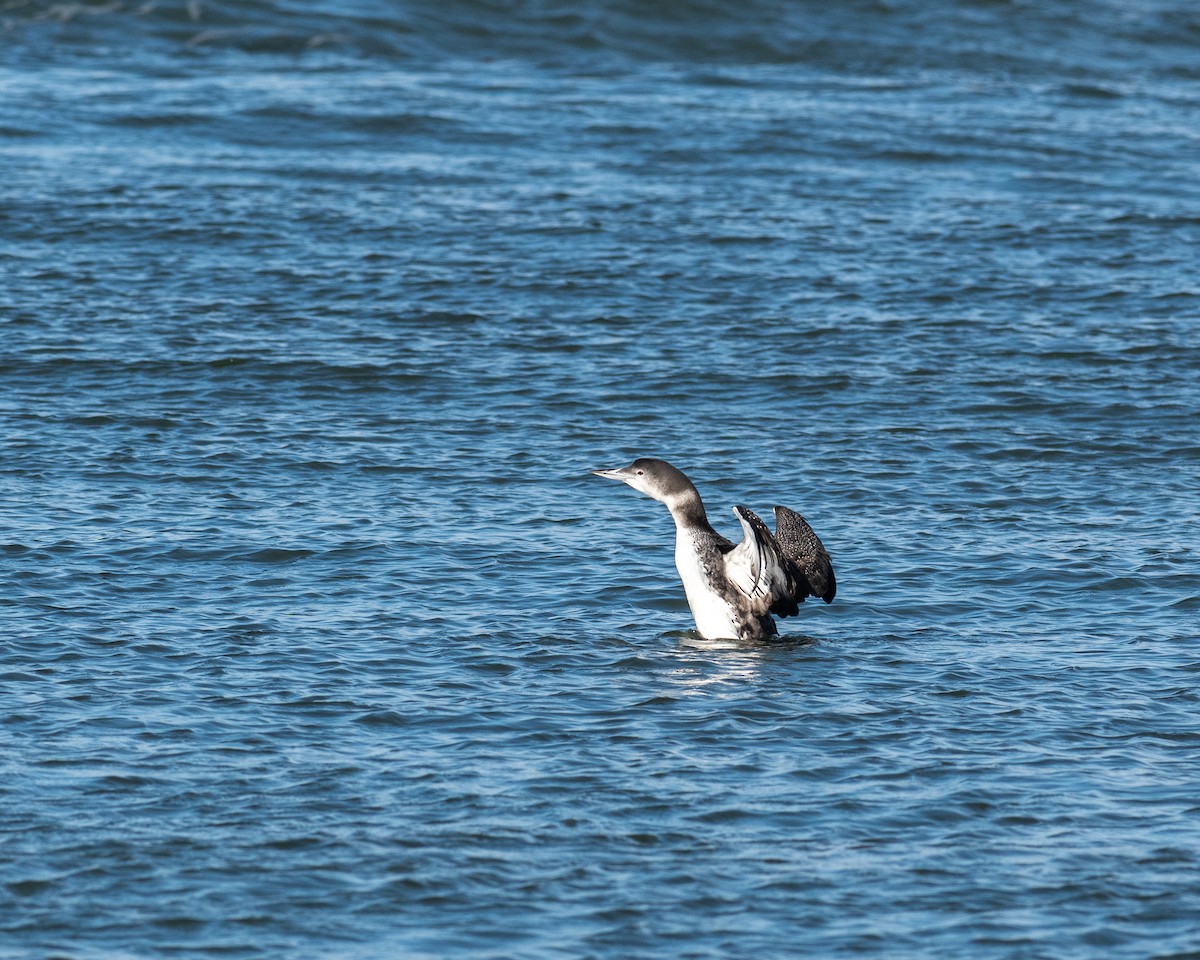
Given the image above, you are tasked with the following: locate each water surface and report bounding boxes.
[2,2,1199,957]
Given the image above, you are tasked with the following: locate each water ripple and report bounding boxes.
[4,3,1200,958]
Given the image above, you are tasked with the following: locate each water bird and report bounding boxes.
[593,458,836,641]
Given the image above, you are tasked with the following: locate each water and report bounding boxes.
[3,2,1200,957]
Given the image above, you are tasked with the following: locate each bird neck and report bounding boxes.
[665,489,712,533]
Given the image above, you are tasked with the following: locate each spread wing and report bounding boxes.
[773,505,836,608]
[723,506,805,619]
[723,505,836,621]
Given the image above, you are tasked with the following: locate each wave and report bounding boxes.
[6,0,1198,77]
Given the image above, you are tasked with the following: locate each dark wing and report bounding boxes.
[773,506,836,607]
[723,506,805,619]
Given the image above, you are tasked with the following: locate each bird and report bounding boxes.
[592,458,835,641]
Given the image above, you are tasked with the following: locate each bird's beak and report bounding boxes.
[592,467,629,481]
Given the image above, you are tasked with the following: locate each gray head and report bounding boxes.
[592,457,700,506]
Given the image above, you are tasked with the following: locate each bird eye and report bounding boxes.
[636,470,644,475]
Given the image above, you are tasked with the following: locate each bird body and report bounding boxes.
[593,458,835,641]
[674,519,764,640]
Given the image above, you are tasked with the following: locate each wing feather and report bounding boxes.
[723,504,837,624]
[773,505,836,605]
[724,506,799,618]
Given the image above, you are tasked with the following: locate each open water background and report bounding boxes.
[3,2,1200,957]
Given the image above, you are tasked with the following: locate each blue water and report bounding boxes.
[3,2,1200,957]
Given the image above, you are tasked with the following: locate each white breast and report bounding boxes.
[674,534,740,640]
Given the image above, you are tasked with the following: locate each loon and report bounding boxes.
[593,458,835,641]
